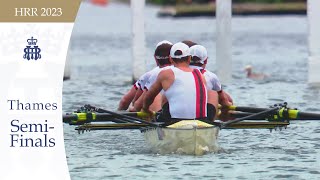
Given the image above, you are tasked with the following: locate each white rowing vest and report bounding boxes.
[164,67,207,119]
[144,65,172,91]
[134,67,159,90]
[190,65,222,91]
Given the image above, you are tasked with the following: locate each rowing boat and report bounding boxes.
[141,120,220,155]
[63,103,320,156]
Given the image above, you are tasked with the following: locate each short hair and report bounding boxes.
[182,40,197,47]
[190,57,203,66]
[191,56,202,63]
[171,56,189,63]
[154,43,172,65]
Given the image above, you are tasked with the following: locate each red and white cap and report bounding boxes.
[190,45,208,64]
[156,40,172,48]
[170,42,190,58]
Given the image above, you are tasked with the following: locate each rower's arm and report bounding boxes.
[118,86,137,110]
[132,89,143,105]
[218,90,233,106]
[142,74,164,112]
[133,91,145,111]
[225,91,233,104]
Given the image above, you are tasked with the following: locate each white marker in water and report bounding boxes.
[216,0,232,85]
[131,0,146,83]
[308,0,320,86]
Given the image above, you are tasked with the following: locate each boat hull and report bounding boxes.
[142,120,220,155]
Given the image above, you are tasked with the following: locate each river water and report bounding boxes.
[63,2,320,180]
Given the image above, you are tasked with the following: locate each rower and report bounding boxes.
[143,42,211,121]
[132,41,173,112]
[117,84,138,111]
[117,71,150,111]
[189,45,233,120]
[118,40,172,111]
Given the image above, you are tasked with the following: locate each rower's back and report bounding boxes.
[164,67,207,119]
[161,42,207,120]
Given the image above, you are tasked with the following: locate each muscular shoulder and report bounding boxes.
[158,68,174,81]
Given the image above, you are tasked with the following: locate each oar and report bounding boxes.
[64,113,122,123]
[74,121,290,131]
[228,111,320,121]
[75,123,149,131]
[63,111,156,124]
[83,104,157,120]
[226,105,320,120]
[221,106,279,128]
[84,104,159,127]
[63,112,157,126]
[224,121,289,129]
[63,113,130,124]
[219,111,268,121]
[227,105,272,113]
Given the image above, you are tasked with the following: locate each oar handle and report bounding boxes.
[222,107,279,128]
[63,114,78,123]
[227,105,269,113]
[297,111,320,120]
[63,113,97,124]
[227,105,320,120]
[63,112,132,124]
[84,104,158,127]
[76,123,149,131]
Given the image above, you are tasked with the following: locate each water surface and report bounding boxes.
[63,2,320,179]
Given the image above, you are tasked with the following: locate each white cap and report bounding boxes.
[190,45,208,64]
[156,40,172,48]
[170,42,190,58]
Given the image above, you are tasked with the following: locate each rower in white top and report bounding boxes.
[189,44,233,120]
[133,41,173,112]
[143,42,212,121]
[118,40,173,111]
[117,70,152,111]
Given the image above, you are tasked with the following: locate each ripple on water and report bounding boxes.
[168,166,179,171]
[274,174,299,178]
[310,171,320,174]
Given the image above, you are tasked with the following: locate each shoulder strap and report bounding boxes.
[192,69,207,118]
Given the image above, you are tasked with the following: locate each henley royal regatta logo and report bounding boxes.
[23,36,41,60]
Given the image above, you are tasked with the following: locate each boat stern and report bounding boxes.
[142,120,220,155]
